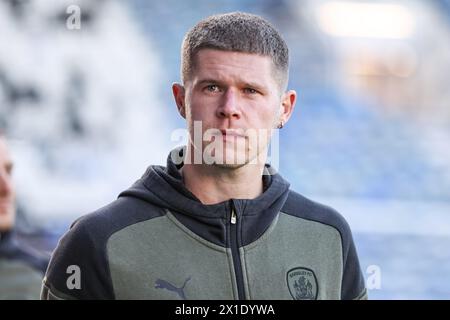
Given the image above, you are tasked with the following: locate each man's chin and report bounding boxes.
[205,152,263,169]
[212,162,248,170]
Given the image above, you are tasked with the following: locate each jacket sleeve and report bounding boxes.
[340,222,367,300]
[41,216,115,300]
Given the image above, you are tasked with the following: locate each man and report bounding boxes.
[0,133,49,299]
[42,12,367,300]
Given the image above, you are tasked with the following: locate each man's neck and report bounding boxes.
[181,147,266,205]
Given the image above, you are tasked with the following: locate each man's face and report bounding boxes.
[0,137,15,232]
[175,49,292,168]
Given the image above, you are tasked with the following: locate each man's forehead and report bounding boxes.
[194,49,273,69]
[191,49,276,85]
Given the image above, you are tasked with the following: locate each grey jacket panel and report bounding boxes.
[241,212,343,299]
[107,213,237,300]
[281,191,367,300]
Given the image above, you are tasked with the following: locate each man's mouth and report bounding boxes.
[219,129,247,139]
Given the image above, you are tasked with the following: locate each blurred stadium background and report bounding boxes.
[1,0,450,299]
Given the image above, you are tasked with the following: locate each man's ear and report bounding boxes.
[172,83,186,119]
[278,90,297,127]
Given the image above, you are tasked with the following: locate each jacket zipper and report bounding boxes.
[229,201,245,300]
[231,209,237,224]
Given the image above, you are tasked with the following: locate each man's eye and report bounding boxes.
[5,164,13,175]
[206,85,220,92]
[244,88,258,94]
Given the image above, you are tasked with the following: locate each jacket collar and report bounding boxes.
[121,146,291,247]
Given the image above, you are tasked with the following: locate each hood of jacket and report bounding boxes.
[119,146,291,247]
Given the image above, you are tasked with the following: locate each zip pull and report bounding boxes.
[231,208,237,224]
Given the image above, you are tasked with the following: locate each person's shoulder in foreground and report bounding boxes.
[42,11,367,300]
[0,133,49,299]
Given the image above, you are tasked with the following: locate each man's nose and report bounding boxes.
[0,170,12,196]
[216,88,242,120]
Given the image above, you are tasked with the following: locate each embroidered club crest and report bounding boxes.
[286,267,318,300]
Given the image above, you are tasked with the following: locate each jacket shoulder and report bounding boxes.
[70,196,165,238]
[42,196,165,300]
[282,190,352,240]
[281,190,366,300]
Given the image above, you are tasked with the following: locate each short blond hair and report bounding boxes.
[181,12,289,91]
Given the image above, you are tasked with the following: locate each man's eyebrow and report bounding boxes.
[196,79,267,91]
[242,81,267,91]
[196,79,223,86]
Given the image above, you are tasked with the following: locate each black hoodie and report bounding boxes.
[42,147,366,300]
